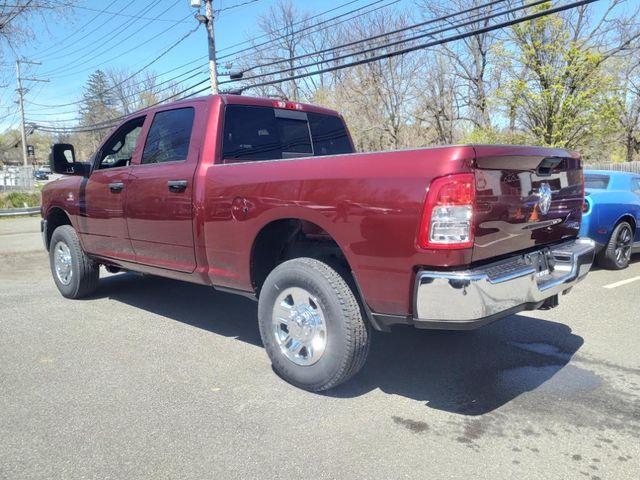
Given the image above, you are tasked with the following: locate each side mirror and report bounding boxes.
[50,143,90,176]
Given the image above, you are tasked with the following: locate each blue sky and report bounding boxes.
[1,0,394,131]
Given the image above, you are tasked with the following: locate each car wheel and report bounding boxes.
[258,257,370,391]
[49,225,99,298]
[596,221,634,270]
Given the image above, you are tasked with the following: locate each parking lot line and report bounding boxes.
[603,275,640,289]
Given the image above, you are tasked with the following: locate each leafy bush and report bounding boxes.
[0,192,41,209]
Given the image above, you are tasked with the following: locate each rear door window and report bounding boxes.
[222,105,282,161]
[141,107,195,164]
[222,104,352,163]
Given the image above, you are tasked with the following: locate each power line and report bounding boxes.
[27,65,209,116]
[214,0,362,56]
[222,0,601,94]
[27,0,192,23]
[220,0,537,87]
[30,37,203,122]
[26,0,383,110]
[32,0,132,60]
[215,0,261,14]
[0,0,34,29]
[49,12,195,79]
[32,0,597,134]
[25,57,208,109]
[31,24,200,114]
[24,0,404,122]
[25,0,525,129]
[218,0,400,65]
[30,65,210,127]
[236,0,510,76]
[41,2,185,77]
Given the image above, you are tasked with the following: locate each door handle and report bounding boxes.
[168,180,188,192]
[108,182,124,192]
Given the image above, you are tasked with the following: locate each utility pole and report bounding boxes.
[15,59,48,167]
[16,60,28,168]
[204,0,218,94]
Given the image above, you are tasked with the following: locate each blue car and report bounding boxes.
[581,170,640,269]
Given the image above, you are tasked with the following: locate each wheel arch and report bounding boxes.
[249,217,356,297]
[614,213,636,234]
[44,206,73,251]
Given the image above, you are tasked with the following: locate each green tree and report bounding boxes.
[79,70,119,149]
[503,3,620,155]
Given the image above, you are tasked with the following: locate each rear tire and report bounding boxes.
[258,257,370,391]
[49,225,99,298]
[596,221,633,270]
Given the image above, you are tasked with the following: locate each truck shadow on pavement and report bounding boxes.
[95,272,583,416]
[331,320,584,415]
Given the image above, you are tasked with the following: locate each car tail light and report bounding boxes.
[418,173,475,249]
[580,168,585,207]
[582,197,591,214]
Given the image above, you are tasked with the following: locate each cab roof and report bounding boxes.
[131,94,342,118]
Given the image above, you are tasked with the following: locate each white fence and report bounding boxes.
[0,166,34,192]
[585,161,640,174]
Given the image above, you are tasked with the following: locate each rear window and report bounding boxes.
[308,112,353,156]
[584,174,610,190]
[222,104,352,163]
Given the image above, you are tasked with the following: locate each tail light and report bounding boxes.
[273,100,304,111]
[582,197,591,214]
[418,173,475,249]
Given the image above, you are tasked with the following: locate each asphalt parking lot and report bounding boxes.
[1,217,638,479]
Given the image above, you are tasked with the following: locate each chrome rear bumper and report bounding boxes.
[413,238,595,329]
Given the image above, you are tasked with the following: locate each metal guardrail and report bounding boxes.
[0,206,40,217]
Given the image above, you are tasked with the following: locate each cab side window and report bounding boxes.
[96,116,145,170]
[141,107,195,164]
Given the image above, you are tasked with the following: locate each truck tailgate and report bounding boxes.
[472,146,583,263]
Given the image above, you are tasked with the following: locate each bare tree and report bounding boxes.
[0,1,77,53]
[106,68,140,115]
[105,69,190,113]
[235,1,312,100]
[415,51,460,144]
[328,11,425,151]
[417,0,501,130]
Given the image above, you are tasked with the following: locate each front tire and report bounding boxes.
[258,258,370,391]
[49,225,99,298]
[597,221,634,270]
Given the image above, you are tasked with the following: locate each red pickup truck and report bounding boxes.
[41,94,595,391]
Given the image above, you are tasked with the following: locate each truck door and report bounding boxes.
[125,106,198,272]
[79,116,146,261]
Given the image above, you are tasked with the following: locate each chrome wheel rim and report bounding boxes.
[272,287,327,366]
[615,225,633,265]
[54,241,73,285]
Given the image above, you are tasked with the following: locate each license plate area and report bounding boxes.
[526,249,555,280]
